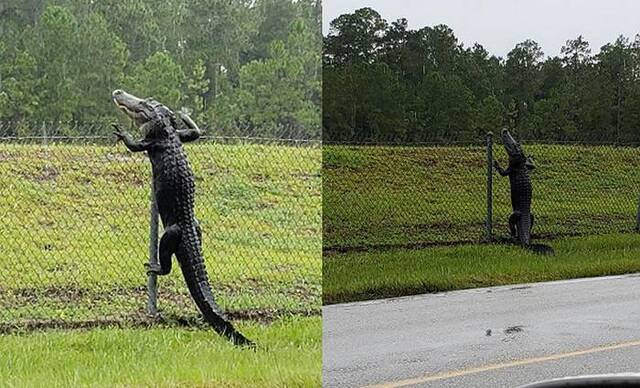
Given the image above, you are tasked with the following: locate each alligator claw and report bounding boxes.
[525,156,536,169]
[144,263,162,275]
[111,123,125,141]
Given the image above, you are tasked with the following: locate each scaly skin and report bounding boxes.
[111,90,254,347]
[494,129,535,246]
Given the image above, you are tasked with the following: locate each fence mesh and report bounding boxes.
[493,141,640,241]
[323,138,640,252]
[0,133,321,330]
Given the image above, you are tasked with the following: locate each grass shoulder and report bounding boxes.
[323,233,640,304]
[1,316,321,387]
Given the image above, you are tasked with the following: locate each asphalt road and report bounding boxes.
[323,274,640,387]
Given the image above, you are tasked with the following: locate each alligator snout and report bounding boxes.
[112,89,168,127]
[112,90,123,108]
[500,128,522,157]
[112,89,127,106]
[112,89,149,124]
[112,89,144,109]
[501,128,514,142]
[501,128,515,143]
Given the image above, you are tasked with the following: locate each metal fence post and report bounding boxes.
[486,132,494,241]
[147,181,159,317]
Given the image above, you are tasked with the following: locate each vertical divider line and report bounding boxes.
[486,132,494,241]
[635,194,640,232]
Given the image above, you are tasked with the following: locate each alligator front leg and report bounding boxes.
[146,224,181,275]
[493,160,511,176]
[525,156,536,170]
[112,124,152,152]
[176,112,203,143]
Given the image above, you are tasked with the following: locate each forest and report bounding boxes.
[0,0,321,138]
[323,7,640,143]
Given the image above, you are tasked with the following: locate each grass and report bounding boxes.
[0,316,321,387]
[323,143,640,249]
[323,142,640,302]
[323,233,640,304]
[0,139,321,325]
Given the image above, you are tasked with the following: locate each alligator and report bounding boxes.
[494,128,554,255]
[111,89,254,346]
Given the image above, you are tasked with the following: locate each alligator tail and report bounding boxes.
[178,240,254,347]
[526,243,555,255]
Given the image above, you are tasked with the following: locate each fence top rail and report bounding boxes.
[0,122,321,141]
[325,138,640,147]
[324,139,484,147]
[0,135,322,146]
[517,139,640,146]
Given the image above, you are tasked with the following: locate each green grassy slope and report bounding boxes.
[0,140,321,325]
[0,316,320,387]
[324,233,640,304]
[323,143,640,250]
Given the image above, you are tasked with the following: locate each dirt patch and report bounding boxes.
[17,164,59,183]
[1,283,319,332]
[104,152,139,163]
[0,307,320,334]
[0,150,15,161]
[251,173,268,183]
[8,286,146,305]
[291,171,320,180]
[323,238,482,255]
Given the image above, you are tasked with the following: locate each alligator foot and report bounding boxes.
[144,263,163,275]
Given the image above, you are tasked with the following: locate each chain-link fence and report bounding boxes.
[0,131,321,330]
[324,135,640,252]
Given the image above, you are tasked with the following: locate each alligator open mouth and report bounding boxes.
[113,99,133,115]
[112,89,154,124]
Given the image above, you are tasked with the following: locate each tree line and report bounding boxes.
[0,0,321,139]
[323,7,640,143]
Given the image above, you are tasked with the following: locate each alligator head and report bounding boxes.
[112,89,176,133]
[501,128,535,169]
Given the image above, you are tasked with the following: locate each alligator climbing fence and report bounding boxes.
[324,134,640,252]
[0,129,321,330]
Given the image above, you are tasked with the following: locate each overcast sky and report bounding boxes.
[322,0,640,58]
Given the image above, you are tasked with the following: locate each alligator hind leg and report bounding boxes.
[508,212,520,240]
[146,224,181,275]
